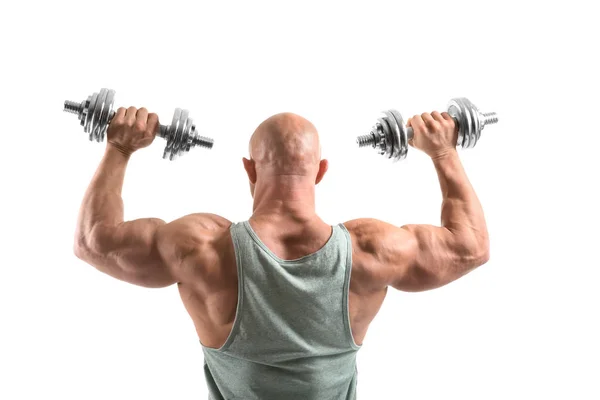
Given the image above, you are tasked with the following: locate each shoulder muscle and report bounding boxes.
[157,213,232,268]
[343,218,418,290]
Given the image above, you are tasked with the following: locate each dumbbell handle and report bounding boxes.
[103,108,214,154]
[405,113,497,143]
[405,123,454,142]
[64,101,171,139]
[104,109,169,139]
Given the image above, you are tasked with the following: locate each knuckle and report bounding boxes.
[134,121,146,131]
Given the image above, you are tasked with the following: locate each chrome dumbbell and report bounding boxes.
[64,88,214,160]
[356,98,498,162]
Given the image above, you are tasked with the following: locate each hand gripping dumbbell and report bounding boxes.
[356,98,498,162]
[64,88,214,160]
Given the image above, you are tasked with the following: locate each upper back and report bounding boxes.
[244,217,337,260]
[159,214,389,293]
[172,215,364,399]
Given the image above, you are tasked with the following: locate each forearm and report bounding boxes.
[75,145,130,251]
[432,149,489,258]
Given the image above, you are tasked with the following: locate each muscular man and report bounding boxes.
[74,106,490,399]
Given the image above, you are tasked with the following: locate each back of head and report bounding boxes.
[249,112,322,177]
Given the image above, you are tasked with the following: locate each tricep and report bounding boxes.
[346,219,489,293]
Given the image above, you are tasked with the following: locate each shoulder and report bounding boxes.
[156,213,232,262]
[161,213,231,236]
[342,218,417,290]
[343,218,411,252]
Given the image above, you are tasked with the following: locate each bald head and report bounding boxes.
[249,112,321,176]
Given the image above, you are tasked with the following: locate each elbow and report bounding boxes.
[454,234,490,269]
[73,230,102,261]
[477,234,491,265]
[73,239,92,261]
[474,246,490,266]
[73,230,86,260]
[470,237,490,267]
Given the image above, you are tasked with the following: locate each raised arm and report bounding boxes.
[73,107,176,288]
[345,111,490,292]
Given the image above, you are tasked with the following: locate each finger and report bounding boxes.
[410,114,426,132]
[421,112,437,129]
[147,113,159,135]
[407,128,414,146]
[113,107,127,124]
[134,107,148,132]
[125,106,137,125]
[431,111,445,123]
[441,111,457,132]
[136,107,149,124]
[406,117,412,127]
[441,112,453,121]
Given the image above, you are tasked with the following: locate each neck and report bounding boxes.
[252,176,317,221]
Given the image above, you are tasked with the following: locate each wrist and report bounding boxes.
[106,142,133,160]
[430,148,458,163]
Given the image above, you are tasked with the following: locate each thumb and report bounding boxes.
[406,118,415,147]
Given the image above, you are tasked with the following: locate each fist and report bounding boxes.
[407,111,458,159]
[107,107,159,156]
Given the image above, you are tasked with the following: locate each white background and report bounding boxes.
[1,1,599,399]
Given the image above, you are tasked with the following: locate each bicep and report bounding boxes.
[78,218,177,288]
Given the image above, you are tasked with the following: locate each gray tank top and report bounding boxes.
[200,220,363,400]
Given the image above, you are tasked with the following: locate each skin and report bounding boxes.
[74,107,490,349]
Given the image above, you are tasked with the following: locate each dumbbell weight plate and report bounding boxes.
[90,89,108,143]
[382,111,401,161]
[164,108,192,160]
[449,99,469,148]
[85,88,115,143]
[377,115,393,159]
[174,109,190,159]
[97,89,115,143]
[460,98,477,148]
[388,109,409,162]
[163,108,180,160]
[468,99,482,148]
[85,92,99,141]
[79,97,89,128]
[180,112,193,155]
[449,97,479,149]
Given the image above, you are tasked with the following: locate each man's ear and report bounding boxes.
[315,159,328,185]
[243,157,257,184]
